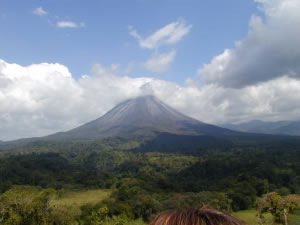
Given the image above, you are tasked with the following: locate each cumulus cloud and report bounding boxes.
[144,50,176,73]
[56,21,85,28]
[0,59,83,140]
[33,7,48,16]
[129,19,192,49]
[2,0,300,141]
[199,0,300,88]
[2,58,300,141]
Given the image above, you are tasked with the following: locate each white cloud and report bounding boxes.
[2,1,300,141]
[129,19,192,49]
[56,21,85,28]
[0,59,83,140]
[1,59,300,141]
[199,0,300,88]
[33,7,48,16]
[129,19,191,74]
[144,50,176,73]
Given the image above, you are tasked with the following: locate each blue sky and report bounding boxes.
[0,0,259,83]
[1,0,300,140]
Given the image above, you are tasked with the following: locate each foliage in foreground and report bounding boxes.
[1,186,300,225]
[0,185,232,225]
[1,140,300,223]
[257,192,300,223]
[0,186,59,225]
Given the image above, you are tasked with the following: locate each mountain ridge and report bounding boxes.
[221,120,300,136]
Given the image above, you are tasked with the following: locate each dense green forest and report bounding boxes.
[1,138,300,224]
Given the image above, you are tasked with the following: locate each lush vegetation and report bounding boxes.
[1,138,300,224]
[52,189,111,208]
[232,210,273,225]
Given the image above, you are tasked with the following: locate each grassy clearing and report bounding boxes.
[50,189,147,225]
[52,189,111,208]
[289,210,300,225]
[233,209,300,225]
[232,209,273,225]
[50,189,111,222]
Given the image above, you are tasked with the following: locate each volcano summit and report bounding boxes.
[47,95,237,141]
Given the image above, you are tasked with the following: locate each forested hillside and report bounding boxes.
[1,139,300,224]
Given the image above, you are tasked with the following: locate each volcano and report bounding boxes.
[47,95,238,141]
[3,95,299,153]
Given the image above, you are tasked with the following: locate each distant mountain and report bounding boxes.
[46,95,239,141]
[220,120,300,136]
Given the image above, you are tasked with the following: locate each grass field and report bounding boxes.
[289,210,300,225]
[49,189,111,224]
[233,209,300,225]
[233,209,274,225]
[52,189,111,207]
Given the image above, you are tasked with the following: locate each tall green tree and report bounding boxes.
[0,187,58,225]
[257,192,300,223]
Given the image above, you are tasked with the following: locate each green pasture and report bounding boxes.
[52,189,111,207]
[233,209,300,225]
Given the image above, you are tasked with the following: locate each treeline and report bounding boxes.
[1,146,300,212]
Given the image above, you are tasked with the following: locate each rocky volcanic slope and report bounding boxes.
[46,95,239,141]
